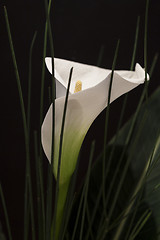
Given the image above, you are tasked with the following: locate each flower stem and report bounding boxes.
[53,180,70,240]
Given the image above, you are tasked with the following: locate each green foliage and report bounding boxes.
[2,0,160,240]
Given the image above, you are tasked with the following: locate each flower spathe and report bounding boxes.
[42,58,149,239]
[42,57,148,185]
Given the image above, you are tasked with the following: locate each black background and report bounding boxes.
[1,0,160,239]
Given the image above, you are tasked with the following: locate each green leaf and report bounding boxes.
[108,86,160,239]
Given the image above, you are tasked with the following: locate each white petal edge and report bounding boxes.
[45,58,149,95]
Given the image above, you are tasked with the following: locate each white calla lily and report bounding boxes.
[42,57,148,185]
[41,58,148,239]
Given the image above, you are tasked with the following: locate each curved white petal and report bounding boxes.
[42,59,148,184]
[45,58,149,96]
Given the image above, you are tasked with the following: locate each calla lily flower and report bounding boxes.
[41,58,148,238]
[42,57,148,185]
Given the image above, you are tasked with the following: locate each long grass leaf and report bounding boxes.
[102,40,120,215]
[34,130,44,240]
[130,16,140,71]
[144,0,149,85]
[38,2,54,238]
[71,185,86,240]
[128,210,151,240]
[149,53,159,77]
[52,67,73,240]
[46,163,54,240]
[84,183,103,240]
[85,202,94,240]
[97,45,105,67]
[27,32,37,135]
[79,141,95,240]
[4,7,35,240]
[0,184,12,240]
[60,194,75,240]
[42,1,56,239]
[124,191,143,240]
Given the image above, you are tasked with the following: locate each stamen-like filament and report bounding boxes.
[74,80,82,93]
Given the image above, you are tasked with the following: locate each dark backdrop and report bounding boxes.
[1,0,160,239]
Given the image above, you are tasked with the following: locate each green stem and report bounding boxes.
[54,180,70,240]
